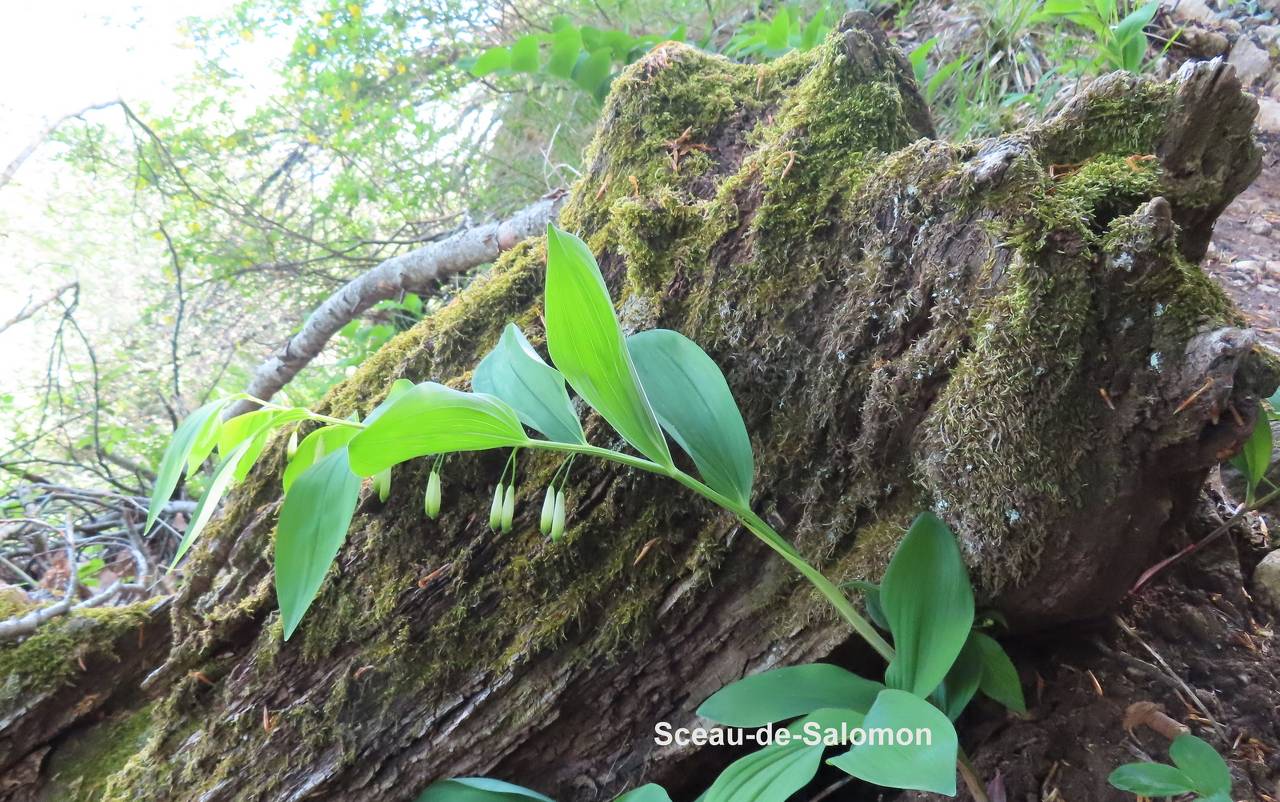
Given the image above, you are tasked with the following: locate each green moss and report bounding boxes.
[44,704,154,802]
[1035,77,1176,165]
[0,600,159,710]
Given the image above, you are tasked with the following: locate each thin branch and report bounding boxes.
[0,519,76,641]
[0,100,120,191]
[0,281,78,336]
[227,192,567,417]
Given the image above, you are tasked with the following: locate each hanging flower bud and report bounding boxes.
[539,486,555,536]
[550,488,566,541]
[424,470,441,519]
[488,483,504,531]
[286,429,299,460]
[500,482,516,533]
[374,468,391,502]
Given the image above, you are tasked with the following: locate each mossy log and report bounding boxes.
[4,15,1277,801]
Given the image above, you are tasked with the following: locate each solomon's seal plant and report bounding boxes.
[1109,734,1234,802]
[148,225,1024,799]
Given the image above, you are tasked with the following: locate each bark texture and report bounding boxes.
[4,16,1277,802]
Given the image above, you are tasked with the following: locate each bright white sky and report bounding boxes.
[0,0,282,408]
[1,1,239,153]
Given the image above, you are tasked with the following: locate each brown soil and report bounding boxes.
[948,485,1280,802]
[1206,131,1280,354]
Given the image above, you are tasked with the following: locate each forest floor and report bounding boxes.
[1207,130,1280,354]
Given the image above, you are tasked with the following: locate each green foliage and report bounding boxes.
[416,777,555,802]
[544,224,671,466]
[972,631,1027,713]
[721,5,835,60]
[171,439,254,566]
[881,513,975,698]
[473,323,586,445]
[467,16,683,101]
[697,663,883,726]
[147,227,1018,797]
[1230,401,1273,504]
[1036,0,1160,73]
[346,383,529,476]
[826,689,959,795]
[701,712,842,802]
[276,448,363,640]
[627,329,754,504]
[1109,734,1233,801]
[144,399,230,534]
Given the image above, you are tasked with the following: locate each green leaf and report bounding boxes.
[612,785,670,802]
[474,323,585,444]
[1108,762,1196,796]
[571,48,613,98]
[171,439,253,566]
[347,382,528,477]
[276,448,363,639]
[365,378,416,424]
[509,35,540,73]
[844,579,889,630]
[827,689,959,795]
[1113,1,1157,44]
[186,403,224,475]
[232,409,309,483]
[627,329,753,503]
[547,26,582,78]
[284,425,359,493]
[800,10,826,50]
[470,47,511,77]
[702,709,862,802]
[933,633,983,720]
[973,631,1026,713]
[1170,735,1231,797]
[416,778,555,802]
[218,408,276,456]
[765,8,790,52]
[145,399,229,534]
[697,663,883,727]
[1230,402,1272,502]
[881,512,975,697]
[543,225,670,465]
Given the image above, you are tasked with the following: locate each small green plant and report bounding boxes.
[1035,0,1160,74]
[1231,397,1276,505]
[465,5,838,103]
[720,5,835,61]
[466,16,685,101]
[148,225,1023,799]
[1109,734,1233,801]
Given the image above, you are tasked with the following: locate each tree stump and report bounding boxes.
[3,14,1275,802]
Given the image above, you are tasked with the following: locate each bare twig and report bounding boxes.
[0,101,119,191]
[227,192,567,417]
[0,519,76,641]
[1112,615,1228,743]
[0,281,78,336]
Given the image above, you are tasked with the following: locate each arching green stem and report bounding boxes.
[521,439,897,663]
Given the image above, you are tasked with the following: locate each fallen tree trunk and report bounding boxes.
[3,15,1277,801]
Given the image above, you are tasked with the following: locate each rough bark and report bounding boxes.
[4,17,1277,802]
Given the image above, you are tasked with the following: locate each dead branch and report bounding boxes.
[227,191,567,417]
[0,101,119,192]
[0,281,78,336]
